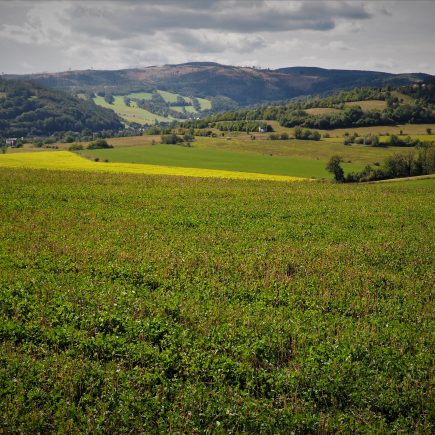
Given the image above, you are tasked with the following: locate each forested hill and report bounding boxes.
[0,78,123,138]
[7,63,432,107]
[183,85,435,132]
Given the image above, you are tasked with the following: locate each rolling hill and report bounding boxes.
[0,78,123,137]
[7,63,431,107]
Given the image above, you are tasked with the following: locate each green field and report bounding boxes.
[83,135,419,178]
[93,96,175,124]
[85,143,365,178]
[93,91,211,125]
[304,100,388,116]
[0,168,433,433]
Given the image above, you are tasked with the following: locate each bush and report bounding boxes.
[161,134,184,145]
[87,139,113,150]
[326,155,345,182]
[294,127,321,141]
[388,135,420,147]
[69,143,84,151]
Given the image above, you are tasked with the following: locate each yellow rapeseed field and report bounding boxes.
[0,151,305,182]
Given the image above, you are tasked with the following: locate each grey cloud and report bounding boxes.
[63,1,371,41]
[0,0,434,75]
[170,30,266,54]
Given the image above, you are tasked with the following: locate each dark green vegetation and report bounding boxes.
[343,143,435,182]
[8,62,431,106]
[189,85,435,132]
[87,139,113,150]
[0,78,122,138]
[1,169,433,433]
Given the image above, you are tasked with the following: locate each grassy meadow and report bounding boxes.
[93,96,175,124]
[93,91,211,125]
[304,100,387,116]
[344,100,388,110]
[0,168,433,433]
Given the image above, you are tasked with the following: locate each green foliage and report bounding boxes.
[294,126,321,140]
[326,155,345,182]
[87,139,113,150]
[68,143,84,151]
[269,133,289,140]
[194,86,435,132]
[388,135,421,147]
[345,143,435,182]
[346,133,381,146]
[160,133,184,145]
[0,169,433,432]
[104,93,114,104]
[215,121,270,133]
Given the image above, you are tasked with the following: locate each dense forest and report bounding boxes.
[0,79,123,138]
[183,85,435,132]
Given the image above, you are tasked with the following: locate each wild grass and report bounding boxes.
[304,107,342,115]
[344,100,388,110]
[0,169,433,433]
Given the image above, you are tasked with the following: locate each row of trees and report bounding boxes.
[294,127,321,140]
[215,121,272,133]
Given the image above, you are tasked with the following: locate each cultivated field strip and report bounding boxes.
[0,151,305,182]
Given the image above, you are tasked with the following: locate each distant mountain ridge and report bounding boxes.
[6,63,432,107]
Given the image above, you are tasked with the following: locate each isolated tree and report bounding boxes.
[326,155,345,182]
[0,138,7,154]
[104,93,114,104]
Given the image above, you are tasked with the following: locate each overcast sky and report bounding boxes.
[0,0,434,75]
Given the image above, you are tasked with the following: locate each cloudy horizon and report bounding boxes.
[0,0,434,75]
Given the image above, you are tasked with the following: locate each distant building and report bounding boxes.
[258,126,267,133]
[6,138,17,146]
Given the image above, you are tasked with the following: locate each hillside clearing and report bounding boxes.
[344,100,388,110]
[93,96,176,124]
